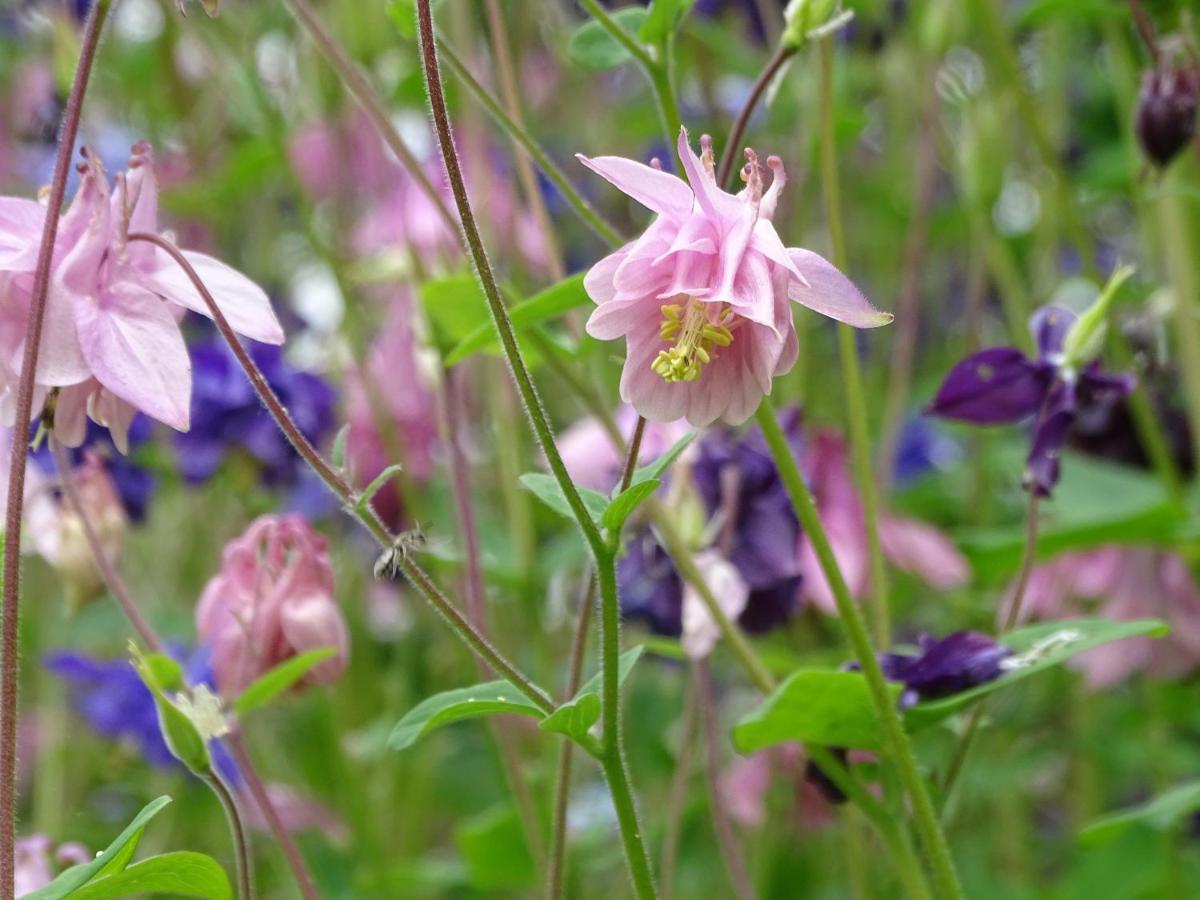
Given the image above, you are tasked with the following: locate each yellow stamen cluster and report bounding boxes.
[651,302,734,383]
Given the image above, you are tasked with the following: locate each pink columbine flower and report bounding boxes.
[15,835,90,895]
[557,405,690,491]
[578,128,891,426]
[0,143,283,450]
[1008,546,1200,688]
[196,514,348,697]
[799,432,969,614]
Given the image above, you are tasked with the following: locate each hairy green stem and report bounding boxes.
[818,39,891,646]
[755,399,963,900]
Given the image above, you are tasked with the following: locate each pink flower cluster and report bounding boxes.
[0,144,282,449]
[196,514,348,697]
[580,129,891,426]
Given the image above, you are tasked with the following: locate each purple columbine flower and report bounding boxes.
[877,631,1011,709]
[174,337,336,492]
[926,305,1134,496]
[45,644,239,785]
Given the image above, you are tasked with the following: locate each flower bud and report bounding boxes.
[196,514,348,697]
[1136,67,1198,168]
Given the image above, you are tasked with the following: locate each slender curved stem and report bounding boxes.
[283,0,459,236]
[126,232,554,715]
[716,44,796,187]
[0,3,114,893]
[658,681,698,900]
[227,734,319,900]
[435,37,625,249]
[203,772,254,900]
[755,398,962,900]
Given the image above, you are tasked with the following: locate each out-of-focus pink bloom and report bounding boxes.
[196,514,348,697]
[15,835,90,895]
[681,550,748,659]
[799,432,969,614]
[1009,546,1200,688]
[345,293,439,529]
[0,143,283,449]
[721,744,835,831]
[243,783,348,842]
[578,128,890,426]
[289,112,392,203]
[557,405,690,491]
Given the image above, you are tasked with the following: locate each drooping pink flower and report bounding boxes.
[196,514,348,697]
[0,143,283,450]
[557,405,690,491]
[578,128,891,426]
[1008,546,1200,688]
[798,432,969,614]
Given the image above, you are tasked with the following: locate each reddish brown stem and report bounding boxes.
[716,44,796,187]
[0,3,113,892]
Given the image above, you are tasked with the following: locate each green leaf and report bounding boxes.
[388,681,546,752]
[22,796,172,900]
[1080,780,1200,846]
[131,646,211,775]
[420,274,490,355]
[455,806,535,891]
[233,647,338,717]
[445,274,590,365]
[733,670,901,753]
[625,431,697,489]
[518,473,608,523]
[639,0,696,43]
[601,479,660,534]
[905,618,1170,730]
[567,8,650,70]
[539,646,644,740]
[67,852,232,900]
[141,653,184,693]
[330,423,350,470]
[355,465,405,515]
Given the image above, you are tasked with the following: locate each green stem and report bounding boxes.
[818,39,890,646]
[755,399,963,900]
[203,772,254,900]
[415,5,654,895]
[1158,188,1200,462]
[436,37,625,248]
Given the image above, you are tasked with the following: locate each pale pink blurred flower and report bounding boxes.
[557,405,689,491]
[1009,546,1200,688]
[243,783,348,842]
[681,550,748,659]
[345,292,439,529]
[799,432,969,614]
[0,143,283,450]
[721,744,836,831]
[196,514,348,697]
[15,835,90,895]
[578,128,890,426]
[289,112,391,203]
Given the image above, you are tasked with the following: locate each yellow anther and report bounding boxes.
[652,300,736,383]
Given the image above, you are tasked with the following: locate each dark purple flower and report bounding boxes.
[46,644,239,784]
[892,416,961,485]
[174,338,336,495]
[877,631,1011,709]
[29,417,156,522]
[616,410,804,637]
[927,305,1134,496]
[1136,67,1198,168]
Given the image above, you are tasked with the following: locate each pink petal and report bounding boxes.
[786,249,893,328]
[576,153,693,219]
[583,246,628,305]
[681,550,748,659]
[877,516,970,590]
[675,129,741,222]
[0,199,43,269]
[142,250,284,345]
[74,283,191,431]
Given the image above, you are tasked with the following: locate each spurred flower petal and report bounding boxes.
[74,283,192,432]
[142,249,284,345]
[1030,305,1076,359]
[877,515,970,590]
[575,153,694,219]
[927,347,1048,424]
[0,199,43,269]
[786,249,891,327]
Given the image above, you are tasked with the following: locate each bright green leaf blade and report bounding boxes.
[639,0,696,43]
[601,479,660,534]
[388,681,546,752]
[142,653,184,693]
[21,796,172,900]
[420,274,490,355]
[518,473,608,523]
[233,647,338,717]
[355,465,405,515]
[1079,780,1200,846]
[626,431,697,489]
[573,646,644,700]
[445,274,590,365]
[539,693,602,741]
[131,647,211,775]
[67,852,232,900]
[905,618,1170,730]
[455,806,535,891]
[733,670,902,753]
[92,828,143,881]
[567,8,650,69]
